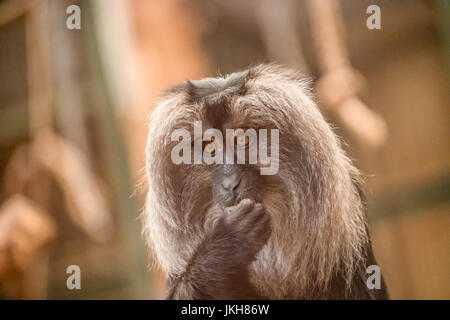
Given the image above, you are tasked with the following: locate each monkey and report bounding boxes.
[142,64,389,299]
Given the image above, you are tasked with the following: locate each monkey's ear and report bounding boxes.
[224,69,252,95]
[186,80,199,100]
[160,80,200,104]
[162,81,191,97]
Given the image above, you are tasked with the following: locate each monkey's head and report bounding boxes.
[143,64,367,298]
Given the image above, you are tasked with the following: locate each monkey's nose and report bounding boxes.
[221,174,241,193]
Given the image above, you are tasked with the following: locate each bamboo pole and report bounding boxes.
[306,0,388,147]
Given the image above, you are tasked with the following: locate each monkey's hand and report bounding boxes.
[223,199,272,262]
[166,199,271,299]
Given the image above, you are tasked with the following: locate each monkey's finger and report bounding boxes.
[225,199,255,223]
[239,204,267,233]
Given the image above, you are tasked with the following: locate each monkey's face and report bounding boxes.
[166,117,286,226]
[203,124,276,209]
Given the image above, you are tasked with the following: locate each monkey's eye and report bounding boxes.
[204,141,216,154]
[236,135,249,147]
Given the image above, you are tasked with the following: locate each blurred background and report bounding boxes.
[0,0,448,299]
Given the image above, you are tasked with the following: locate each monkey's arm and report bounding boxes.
[165,200,271,300]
